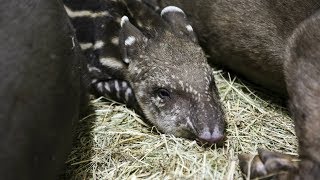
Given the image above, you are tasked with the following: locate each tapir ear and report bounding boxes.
[160,6,197,43]
[119,16,147,64]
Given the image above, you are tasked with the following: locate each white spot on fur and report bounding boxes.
[187,117,196,132]
[97,82,104,92]
[93,40,104,49]
[99,57,124,69]
[111,37,119,45]
[114,80,120,92]
[136,20,143,27]
[64,5,109,18]
[104,82,110,92]
[189,86,193,92]
[125,88,132,102]
[125,36,136,46]
[178,80,184,90]
[87,64,101,73]
[151,97,165,108]
[114,80,120,99]
[79,43,93,50]
[122,81,127,88]
[143,37,148,43]
[160,6,185,17]
[136,68,142,75]
[136,91,145,98]
[124,58,130,64]
[91,79,98,84]
[120,16,129,27]
[186,25,193,32]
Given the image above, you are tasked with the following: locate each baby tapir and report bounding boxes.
[144,0,320,179]
[0,0,87,179]
[63,0,225,144]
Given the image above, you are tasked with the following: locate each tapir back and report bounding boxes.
[0,1,86,179]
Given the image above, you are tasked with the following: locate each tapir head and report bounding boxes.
[119,6,225,144]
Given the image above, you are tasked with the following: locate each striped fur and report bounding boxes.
[62,0,226,144]
[63,0,165,109]
[63,0,132,105]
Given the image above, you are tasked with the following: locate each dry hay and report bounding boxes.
[62,70,298,180]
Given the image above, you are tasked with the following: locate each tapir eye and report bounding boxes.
[157,88,171,99]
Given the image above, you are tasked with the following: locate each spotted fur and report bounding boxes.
[145,0,320,179]
[63,0,225,144]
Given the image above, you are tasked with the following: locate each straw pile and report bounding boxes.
[62,70,298,180]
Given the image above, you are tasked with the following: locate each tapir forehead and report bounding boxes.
[144,32,207,64]
[130,31,213,95]
[135,56,213,95]
[140,66,213,103]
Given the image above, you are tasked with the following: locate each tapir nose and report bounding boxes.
[198,130,224,145]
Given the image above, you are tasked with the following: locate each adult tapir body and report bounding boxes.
[149,0,320,96]
[0,0,87,179]
[145,0,320,179]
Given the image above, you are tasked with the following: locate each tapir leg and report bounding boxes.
[239,10,320,179]
[284,10,320,180]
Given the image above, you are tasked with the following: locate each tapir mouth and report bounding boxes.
[196,135,226,147]
[185,116,226,145]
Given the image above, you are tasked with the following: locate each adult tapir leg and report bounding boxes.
[284,10,320,179]
[239,11,320,179]
[0,0,87,179]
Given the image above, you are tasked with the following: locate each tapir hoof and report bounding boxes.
[238,148,299,179]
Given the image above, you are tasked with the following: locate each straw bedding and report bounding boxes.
[62,70,297,180]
